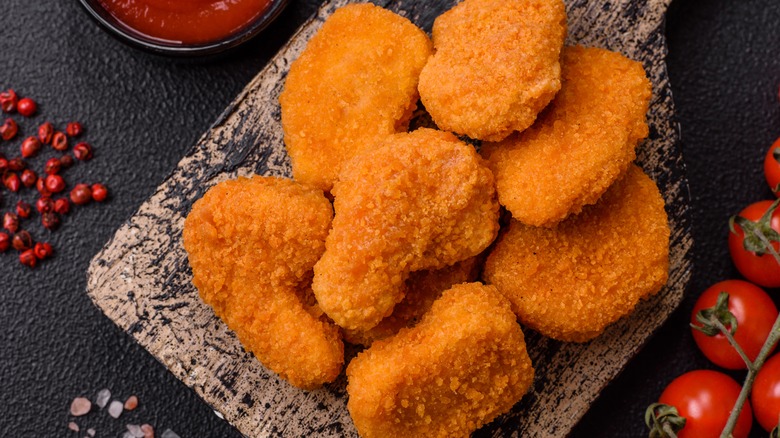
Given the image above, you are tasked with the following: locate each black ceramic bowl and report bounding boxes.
[78,0,289,57]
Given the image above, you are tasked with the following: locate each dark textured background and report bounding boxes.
[0,0,777,436]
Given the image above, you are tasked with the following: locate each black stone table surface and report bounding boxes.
[0,0,778,436]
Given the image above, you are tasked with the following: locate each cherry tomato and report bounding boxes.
[753,353,780,432]
[691,280,778,369]
[658,370,752,438]
[728,200,780,287]
[766,138,780,197]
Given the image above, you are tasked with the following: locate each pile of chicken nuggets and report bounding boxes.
[182,0,670,436]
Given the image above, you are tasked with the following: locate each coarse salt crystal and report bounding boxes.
[86,428,96,437]
[70,397,91,416]
[108,400,124,418]
[141,424,155,438]
[121,432,135,438]
[124,395,139,411]
[96,389,111,409]
[161,429,180,438]
[68,421,79,432]
[127,424,145,437]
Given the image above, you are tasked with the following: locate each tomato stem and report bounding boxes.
[710,316,752,368]
[662,423,678,438]
[720,314,780,438]
[645,403,685,438]
[755,224,780,266]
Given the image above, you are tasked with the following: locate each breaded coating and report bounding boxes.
[312,128,500,331]
[483,165,670,342]
[418,0,567,141]
[343,256,482,346]
[182,176,344,389]
[279,3,433,192]
[481,46,652,227]
[346,283,534,438]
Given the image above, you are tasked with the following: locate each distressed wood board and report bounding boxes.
[86,0,692,436]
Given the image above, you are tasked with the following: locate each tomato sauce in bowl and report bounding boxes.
[80,0,286,55]
[97,0,272,44]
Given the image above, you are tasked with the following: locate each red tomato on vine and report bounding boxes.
[753,353,780,432]
[652,370,752,438]
[691,280,778,369]
[765,138,780,196]
[729,200,780,287]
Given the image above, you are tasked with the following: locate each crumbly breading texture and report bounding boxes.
[279,3,433,192]
[418,0,566,141]
[481,46,652,227]
[182,176,344,389]
[483,165,670,342]
[312,128,500,331]
[343,256,482,346]
[346,283,534,438]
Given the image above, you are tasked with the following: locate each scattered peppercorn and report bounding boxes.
[20,137,41,158]
[33,242,53,260]
[36,197,54,214]
[66,122,83,137]
[36,177,51,197]
[45,174,65,194]
[44,157,61,175]
[3,172,21,192]
[20,169,37,188]
[70,184,92,205]
[0,232,9,252]
[0,90,18,113]
[3,212,19,233]
[59,154,74,169]
[0,91,111,268]
[91,183,108,202]
[16,98,37,117]
[54,198,70,215]
[41,211,60,230]
[52,132,68,151]
[12,231,32,251]
[38,122,54,144]
[73,142,93,161]
[8,157,25,171]
[19,249,36,268]
[15,201,31,219]
[1,118,19,141]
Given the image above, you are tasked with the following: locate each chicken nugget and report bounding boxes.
[483,165,670,342]
[343,256,482,346]
[279,3,433,192]
[346,282,534,438]
[481,45,652,227]
[312,128,499,331]
[182,176,343,389]
[418,0,567,141]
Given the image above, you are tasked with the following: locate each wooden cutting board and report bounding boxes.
[86,0,692,436]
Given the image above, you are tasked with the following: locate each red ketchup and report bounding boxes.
[97,0,273,45]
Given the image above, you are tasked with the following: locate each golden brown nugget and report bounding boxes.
[418,0,567,141]
[481,46,652,227]
[343,256,482,346]
[346,283,534,438]
[312,128,499,331]
[483,165,670,342]
[182,176,343,389]
[279,3,433,192]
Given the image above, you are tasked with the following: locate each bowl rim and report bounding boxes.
[77,0,290,57]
